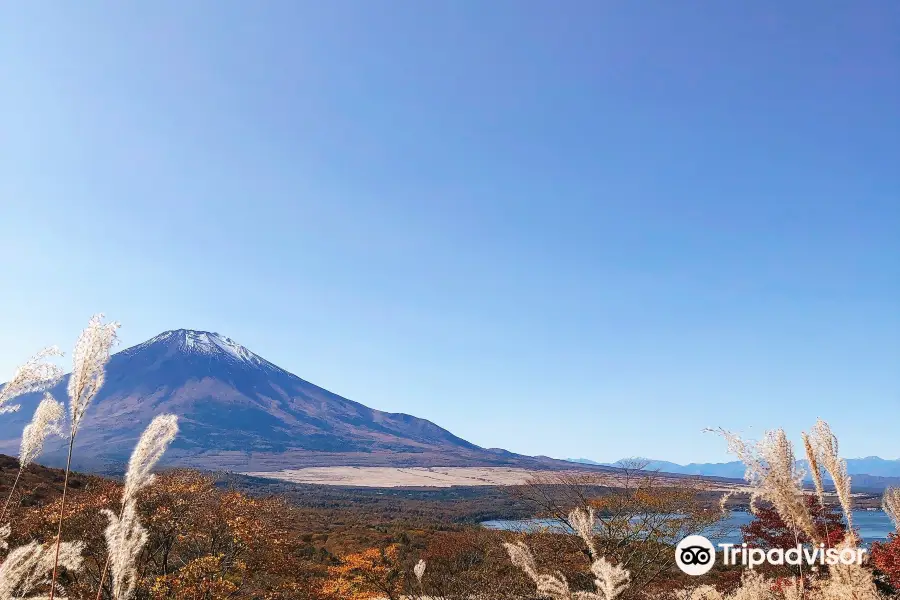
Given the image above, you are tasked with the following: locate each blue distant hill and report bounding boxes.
[565,456,900,487]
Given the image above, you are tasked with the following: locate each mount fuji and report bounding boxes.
[0,329,571,473]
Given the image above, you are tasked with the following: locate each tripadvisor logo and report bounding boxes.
[675,535,868,576]
[676,535,716,576]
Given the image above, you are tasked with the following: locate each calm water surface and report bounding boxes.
[483,510,894,546]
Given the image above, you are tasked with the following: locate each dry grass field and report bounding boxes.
[240,465,748,491]
[241,466,544,487]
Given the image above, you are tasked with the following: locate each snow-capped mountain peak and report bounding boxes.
[122,329,269,367]
[184,331,255,362]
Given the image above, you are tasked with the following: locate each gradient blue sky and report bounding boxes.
[1,2,897,464]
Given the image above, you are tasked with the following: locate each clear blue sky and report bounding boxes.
[1,2,897,464]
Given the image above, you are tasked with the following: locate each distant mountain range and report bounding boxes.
[566,458,751,479]
[566,457,900,490]
[2,328,890,486]
[0,329,606,473]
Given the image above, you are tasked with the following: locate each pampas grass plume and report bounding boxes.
[101,501,147,600]
[569,506,598,558]
[591,557,630,600]
[414,559,426,584]
[98,414,178,600]
[0,540,84,600]
[810,419,855,537]
[67,315,119,431]
[503,541,538,581]
[803,431,826,507]
[883,487,900,531]
[49,315,119,600]
[712,427,818,543]
[19,393,65,468]
[122,414,179,502]
[0,347,64,415]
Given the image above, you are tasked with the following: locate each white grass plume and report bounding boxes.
[0,347,63,415]
[802,431,826,507]
[101,500,147,600]
[19,394,65,469]
[414,559,426,585]
[0,540,83,600]
[677,571,779,600]
[48,315,119,600]
[67,315,119,432]
[122,414,179,502]
[504,536,631,600]
[683,584,723,600]
[882,487,900,531]
[97,415,178,600]
[570,506,598,558]
[809,419,855,538]
[504,541,572,598]
[727,570,779,600]
[811,536,880,600]
[719,491,734,517]
[1,394,66,523]
[711,427,818,542]
[504,541,536,578]
[591,557,630,600]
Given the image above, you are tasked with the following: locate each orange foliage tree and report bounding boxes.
[5,469,332,599]
[323,544,406,600]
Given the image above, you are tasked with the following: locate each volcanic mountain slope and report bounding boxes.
[0,330,576,472]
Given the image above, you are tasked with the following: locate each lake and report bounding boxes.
[483,510,895,546]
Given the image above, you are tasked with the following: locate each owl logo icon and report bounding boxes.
[676,535,716,575]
